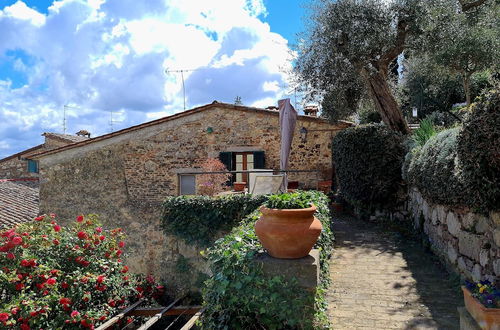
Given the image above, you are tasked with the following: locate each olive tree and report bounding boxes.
[295,0,427,134]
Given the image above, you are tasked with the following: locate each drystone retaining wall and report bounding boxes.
[368,188,500,283]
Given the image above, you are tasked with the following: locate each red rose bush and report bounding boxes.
[0,214,164,329]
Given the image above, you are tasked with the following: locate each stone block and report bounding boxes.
[475,215,490,234]
[494,258,500,276]
[472,264,482,282]
[462,213,476,231]
[490,211,500,227]
[436,205,447,225]
[479,249,489,267]
[493,229,500,247]
[447,212,461,238]
[254,249,319,290]
[431,208,439,225]
[447,243,458,264]
[458,307,481,330]
[458,231,482,261]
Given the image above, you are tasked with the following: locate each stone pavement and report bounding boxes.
[327,215,462,330]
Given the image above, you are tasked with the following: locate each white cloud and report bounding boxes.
[0,0,293,159]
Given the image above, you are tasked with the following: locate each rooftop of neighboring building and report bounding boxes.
[0,178,39,229]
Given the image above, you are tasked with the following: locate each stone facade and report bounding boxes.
[407,188,499,284]
[0,133,88,179]
[34,103,350,292]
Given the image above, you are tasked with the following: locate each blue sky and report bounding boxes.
[0,0,307,159]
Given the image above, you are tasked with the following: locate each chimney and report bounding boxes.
[304,105,319,117]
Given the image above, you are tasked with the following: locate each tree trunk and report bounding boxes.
[462,72,472,106]
[361,68,410,135]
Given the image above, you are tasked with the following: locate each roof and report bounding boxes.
[42,132,90,144]
[0,179,39,229]
[0,144,44,163]
[31,101,354,159]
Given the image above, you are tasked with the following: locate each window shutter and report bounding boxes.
[27,160,38,173]
[218,152,233,170]
[253,151,265,169]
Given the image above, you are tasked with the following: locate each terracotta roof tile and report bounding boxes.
[42,132,90,143]
[0,179,39,229]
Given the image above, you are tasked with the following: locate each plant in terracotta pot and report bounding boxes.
[255,192,323,259]
[462,280,500,330]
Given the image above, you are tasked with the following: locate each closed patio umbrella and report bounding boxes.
[278,98,298,191]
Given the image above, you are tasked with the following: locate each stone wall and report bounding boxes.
[407,188,499,283]
[38,105,349,292]
[0,148,43,179]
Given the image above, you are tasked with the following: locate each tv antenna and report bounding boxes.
[164,68,197,110]
[109,110,123,133]
[63,105,79,134]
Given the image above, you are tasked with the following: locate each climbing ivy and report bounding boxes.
[161,194,267,246]
[201,191,333,329]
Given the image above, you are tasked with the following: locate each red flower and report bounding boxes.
[53,239,60,245]
[95,227,102,233]
[77,231,87,240]
[61,282,69,289]
[118,241,125,248]
[95,285,107,292]
[29,311,37,317]
[97,275,105,283]
[20,259,29,267]
[116,250,123,257]
[20,324,30,330]
[81,260,90,267]
[6,252,15,260]
[10,307,19,315]
[15,283,24,290]
[0,313,9,322]
[50,269,59,276]
[34,215,45,221]
[59,297,71,306]
[108,300,116,307]
[11,236,23,245]
[76,215,84,223]
[99,235,105,241]
[46,278,56,285]
[121,266,129,273]
[50,213,56,218]
[81,319,92,328]
[70,310,80,318]
[53,225,61,232]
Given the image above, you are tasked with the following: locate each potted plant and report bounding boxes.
[233,182,246,192]
[462,281,500,330]
[254,192,322,259]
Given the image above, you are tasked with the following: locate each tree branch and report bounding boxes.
[381,20,409,68]
[459,0,487,12]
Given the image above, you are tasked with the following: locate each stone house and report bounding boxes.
[31,101,352,290]
[0,133,89,179]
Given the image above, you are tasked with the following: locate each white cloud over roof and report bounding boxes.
[0,0,294,158]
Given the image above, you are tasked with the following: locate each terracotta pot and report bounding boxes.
[317,180,332,193]
[233,182,246,192]
[255,204,322,259]
[462,286,500,330]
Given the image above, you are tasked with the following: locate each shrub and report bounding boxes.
[161,194,268,246]
[405,127,466,206]
[332,124,406,211]
[201,191,333,329]
[424,111,461,128]
[457,88,500,212]
[358,108,382,124]
[196,158,232,196]
[0,214,162,329]
[412,118,438,147]
[265,192,313,209]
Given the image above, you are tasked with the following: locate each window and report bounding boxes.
[179,175,196,195]
[27,159,39,173]
[219,151,265,184]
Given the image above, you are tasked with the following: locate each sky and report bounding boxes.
[0,0,307,159]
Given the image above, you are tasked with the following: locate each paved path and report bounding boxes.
[327,215,462,330]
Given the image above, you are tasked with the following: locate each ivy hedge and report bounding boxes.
[201,191,333,329]
[405,88,500,212]
[332,124,406,211]
[161,194,267,246]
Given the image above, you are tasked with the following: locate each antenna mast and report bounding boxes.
[165,68,197,110]
[63,105,79,134]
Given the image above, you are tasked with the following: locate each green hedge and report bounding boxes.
[405,127,466,206]
[405,88,500,212]
[332,124,406,211]
[161,194,267,246]
[457,88,500,212]
[201,191,333,329]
